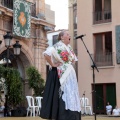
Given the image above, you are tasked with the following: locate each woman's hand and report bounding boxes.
[72,60,75,64]
[52,62,62,67]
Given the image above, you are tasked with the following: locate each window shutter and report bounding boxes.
[115,25,120,64]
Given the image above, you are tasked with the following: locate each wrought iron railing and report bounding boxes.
[1,0,13,9]
[0,0,36,17]
[91,52,114,67]
[74,23,77,30]
[93,10,111,24]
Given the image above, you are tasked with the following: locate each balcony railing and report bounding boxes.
[0,0,36,17]
[91,52,114,67]
[1,0,13,9]
[93,10,111,24]
[74,23,77,30]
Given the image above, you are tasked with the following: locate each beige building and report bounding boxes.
[68,0,78,76]
[69,0,120,114]
[0,0,54,98]
[45,4,55,25]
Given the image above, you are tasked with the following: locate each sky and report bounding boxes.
[45,0,68,30]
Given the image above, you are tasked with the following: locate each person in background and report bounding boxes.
[112,105,120,116]
[40,30,81,120]
[106,102,112,115]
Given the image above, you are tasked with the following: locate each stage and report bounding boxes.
[0,115,120,120]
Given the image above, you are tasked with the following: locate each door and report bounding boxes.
[106,84,116,109]
[92,83,116,114]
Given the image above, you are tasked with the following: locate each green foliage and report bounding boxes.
[0,65,5,79]
[26,66,45,96]
[0,65,5,105]
[2,67,23,109]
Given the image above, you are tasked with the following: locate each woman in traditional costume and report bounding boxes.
[40,30,81,120]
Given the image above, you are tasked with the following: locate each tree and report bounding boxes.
[2,66,23,109]
[26,66,45,96]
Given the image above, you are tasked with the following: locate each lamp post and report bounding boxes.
[2,32,22,116]
[3,32,13,67]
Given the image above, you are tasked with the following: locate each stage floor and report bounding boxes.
[0,116,120,120]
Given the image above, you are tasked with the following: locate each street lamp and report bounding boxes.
[2,32,22,116]
[13,41,22,55]
[3,32,13,48]
[3,32,13,67]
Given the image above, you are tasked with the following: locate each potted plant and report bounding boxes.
[2,67,24,116]
[0,80,5,116]
[26,66,45,96]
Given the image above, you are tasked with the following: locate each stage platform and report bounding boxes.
[0,115,120,120]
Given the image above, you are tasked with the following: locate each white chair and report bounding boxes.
[35,96,43,115]
[80,97,92,115]
[26,96,39,117]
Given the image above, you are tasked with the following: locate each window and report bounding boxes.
[92,83,116,114]
[93,32,113,66]
[95,32,112,54]
[93,0,111,24]
[31,3,36,17]
[53,35,58,45]
[73,3,77,29]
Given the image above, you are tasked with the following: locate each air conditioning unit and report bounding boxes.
[36,13,45,19]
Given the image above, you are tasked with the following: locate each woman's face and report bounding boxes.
[61,31,71,45]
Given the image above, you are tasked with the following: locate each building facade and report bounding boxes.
[68,0,78,78]
[45,4,55,25]
[0,0,55,99]
[69,0,120,114]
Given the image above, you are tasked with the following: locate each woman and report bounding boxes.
[106,102,112,115]
[40,30,81,120]
[112,105,120,116]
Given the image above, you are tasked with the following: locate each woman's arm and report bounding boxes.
[44,54,61,67]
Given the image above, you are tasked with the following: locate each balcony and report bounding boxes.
[74,23,77,30]
[1,0,13,9]
[93,10,111,24]
[91,52,114,67]
[0,0,36,17]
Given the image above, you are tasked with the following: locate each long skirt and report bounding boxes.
[40,67,81,120]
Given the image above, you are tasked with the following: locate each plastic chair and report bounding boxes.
[35,96,43,115]
[26,96,39,117]
[80,97,92,115]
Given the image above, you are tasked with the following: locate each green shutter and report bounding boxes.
[106,84,116,109]
[13,0,31,38]
[95,85,104,110]
[116,25,120,64]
